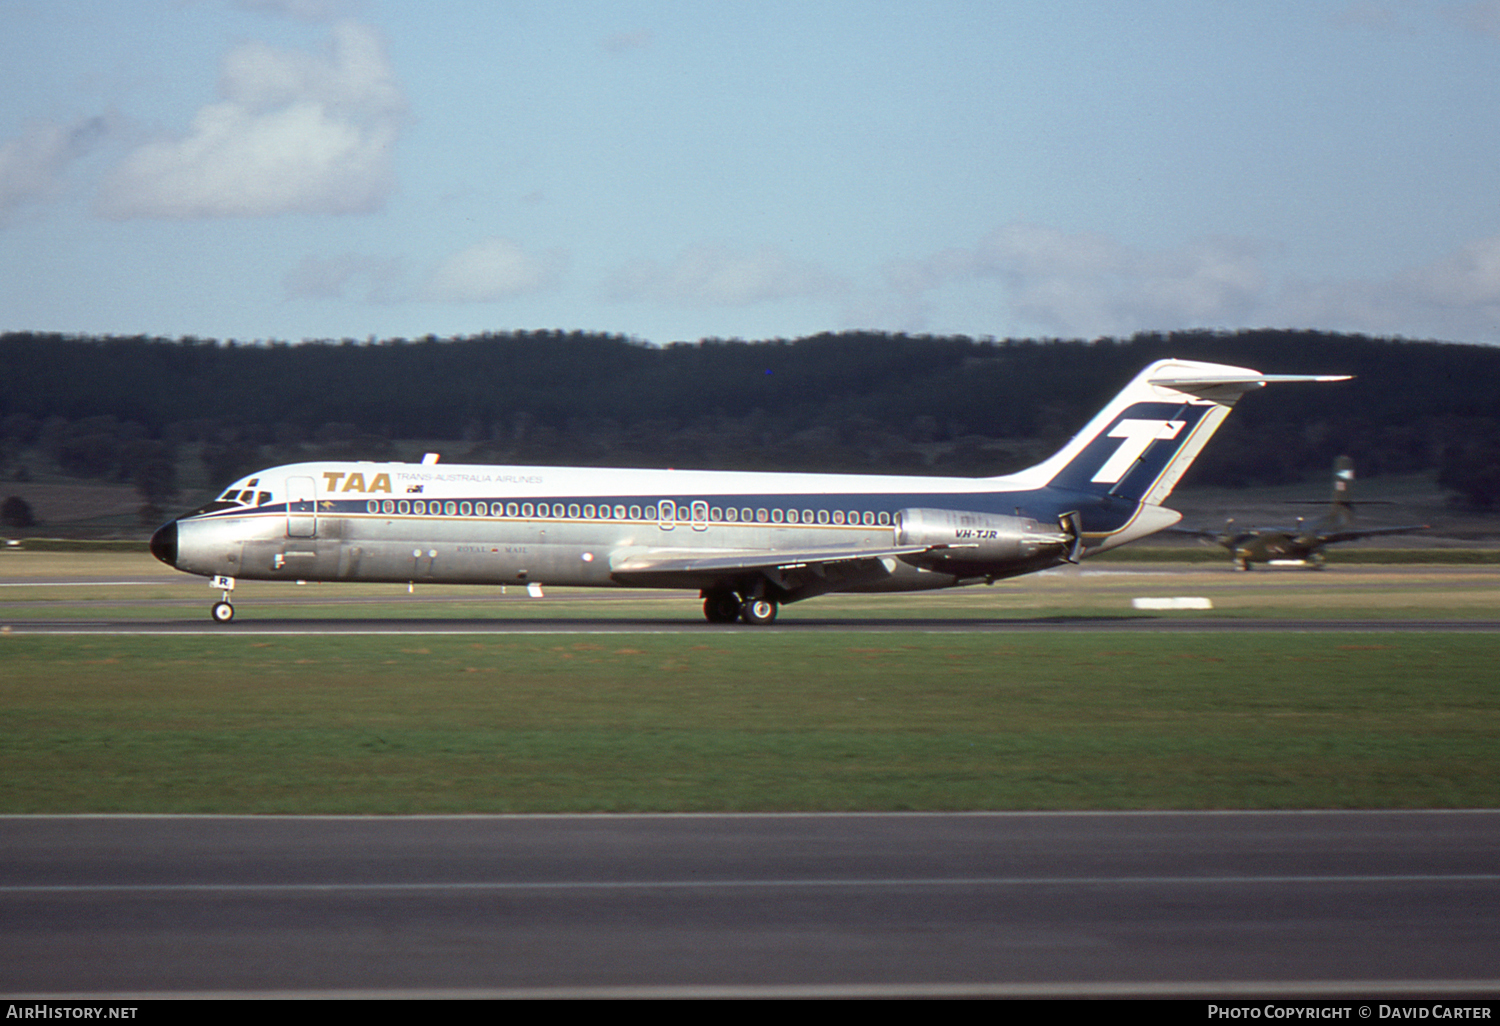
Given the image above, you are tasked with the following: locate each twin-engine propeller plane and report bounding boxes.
[1177,455,1428,570]
[149,359,1347,624]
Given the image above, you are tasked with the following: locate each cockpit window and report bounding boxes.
[213,487,274,508]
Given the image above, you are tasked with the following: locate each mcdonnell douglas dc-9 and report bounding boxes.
[149,359,1346,624]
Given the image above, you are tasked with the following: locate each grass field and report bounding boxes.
[3,551,1498,815]
[2,632,1497,814]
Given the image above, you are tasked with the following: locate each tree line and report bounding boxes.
[4,328,1500,510]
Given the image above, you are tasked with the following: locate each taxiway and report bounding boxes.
[3,811,1497,998]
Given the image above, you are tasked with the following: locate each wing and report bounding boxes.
[1163,526,1229,540]
[1317,524,1429,545]
[609,542,933,593]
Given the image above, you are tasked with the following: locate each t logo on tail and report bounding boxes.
[1091,419,1186,484]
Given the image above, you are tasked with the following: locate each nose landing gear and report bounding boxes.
[209,576,236,624]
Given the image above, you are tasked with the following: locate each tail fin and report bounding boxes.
[1028,359,1349,506]
[1326,454,1356,529]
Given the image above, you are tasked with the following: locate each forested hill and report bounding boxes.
[3,329,1499,505]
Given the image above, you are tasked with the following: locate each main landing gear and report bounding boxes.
[702,589,779,626]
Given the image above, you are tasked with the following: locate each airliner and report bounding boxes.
[148,359,1347,624]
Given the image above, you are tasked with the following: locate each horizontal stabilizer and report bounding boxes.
[1149,371,1351,404]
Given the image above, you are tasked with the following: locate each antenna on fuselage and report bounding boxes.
[422,453,440,464]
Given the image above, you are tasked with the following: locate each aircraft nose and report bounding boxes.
[149,519,178,568]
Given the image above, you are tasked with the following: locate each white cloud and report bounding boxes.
[421,238,566,302]
[1280,235,1500,342]
[604,243,848,307]
[283,252,401,302]
[233,0,363,24]
[97,21,405,219]
[1401,235,1500,306]
[1452,0,1500,40]
[602,30,653,54]
[881,223,1267,338]
[1329,2,1421,34]
[0,117,111,227]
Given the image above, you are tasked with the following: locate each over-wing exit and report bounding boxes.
[149,359,1347,624]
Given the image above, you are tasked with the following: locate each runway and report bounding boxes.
[7,560,1500,633]
[2,811,1496,998]
[7,615,1500,634]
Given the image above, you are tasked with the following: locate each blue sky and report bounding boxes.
[4,0,1500,345]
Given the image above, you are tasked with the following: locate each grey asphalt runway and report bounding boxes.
[6,616,1500,633]
[8,561,1500,633]
[3,811,1497,998]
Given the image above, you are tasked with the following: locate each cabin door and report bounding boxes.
[286,476,317,537]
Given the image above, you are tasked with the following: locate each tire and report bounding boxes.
[703,591,741,624]
[211,601,235,623]
[740,598,778,625]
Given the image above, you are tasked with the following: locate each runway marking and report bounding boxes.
[6,873,1498,894]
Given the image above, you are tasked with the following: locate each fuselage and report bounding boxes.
[150,458,1171,594]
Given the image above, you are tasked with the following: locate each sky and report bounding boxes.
[4,0,1500,346]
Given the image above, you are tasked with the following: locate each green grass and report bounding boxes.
[2,632,1495,814]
